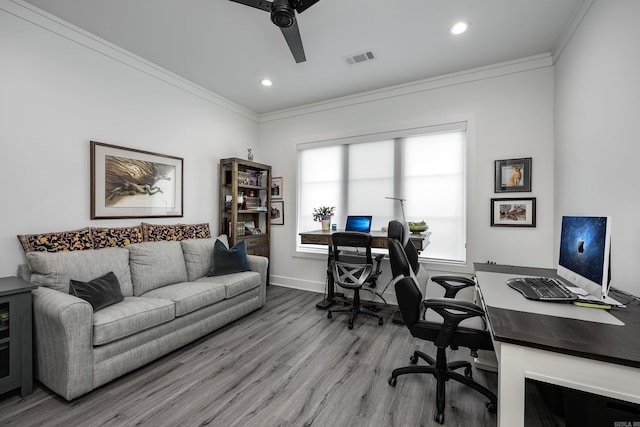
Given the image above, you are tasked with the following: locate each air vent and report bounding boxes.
[345,50,375,65]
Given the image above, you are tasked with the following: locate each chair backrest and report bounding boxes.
[332,262,373,290]
[394,276,423,327]
[332,232,374,265]
[387,237,412,279]
[387,219,419,274]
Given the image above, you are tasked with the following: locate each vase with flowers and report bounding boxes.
[313,206,335,231]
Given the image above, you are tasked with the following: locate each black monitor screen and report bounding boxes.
[345,216,372,233]
[559,216,609,286]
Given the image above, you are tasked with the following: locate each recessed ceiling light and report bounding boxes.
[260,78,273,87]
[450,21,469,35]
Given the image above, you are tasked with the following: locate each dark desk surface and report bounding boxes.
[474,263,640,369]
[299,229,430,251]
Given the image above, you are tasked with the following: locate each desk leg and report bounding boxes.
[316,245,335,310]
[496,343,526,427]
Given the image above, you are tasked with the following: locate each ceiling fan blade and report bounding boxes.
[280,20,306,63]
[228,0,271,12]
[292,0,320,14]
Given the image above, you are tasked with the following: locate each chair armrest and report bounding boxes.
[431,275,475,298]
[32,286,94,400]
[373,253,384,275]
[423,298,486,348]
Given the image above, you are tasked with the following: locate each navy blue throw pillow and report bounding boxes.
[69,271,124,312]
[209,239,250,276]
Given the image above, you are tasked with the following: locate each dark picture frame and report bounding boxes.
[495,157,532,193]
[90,141,183,219]
[270,200,284,225]
[271,176,283,199]
[491,198,536,227]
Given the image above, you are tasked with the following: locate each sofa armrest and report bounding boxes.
[32,286,95,400]
[247,255,268,305]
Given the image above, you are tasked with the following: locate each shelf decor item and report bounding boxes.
[313,206,335,231]
[494,157,532,193]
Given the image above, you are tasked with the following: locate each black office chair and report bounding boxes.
[387,239,497,424]
[327,232,384,329]
[387,219,475,299]
[330,231,385,301]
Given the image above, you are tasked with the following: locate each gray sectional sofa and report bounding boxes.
[17,236,268,400]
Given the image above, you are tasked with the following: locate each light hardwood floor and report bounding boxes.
[0,286,565,426]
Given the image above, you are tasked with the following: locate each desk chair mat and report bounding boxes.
[475,271,624,326]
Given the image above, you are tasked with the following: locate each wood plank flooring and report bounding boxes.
[0,286,565,426]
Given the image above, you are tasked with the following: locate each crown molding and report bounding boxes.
[2,0,258,122]
[258,53,553,123]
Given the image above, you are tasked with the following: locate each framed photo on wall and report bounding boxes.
[270,200,284,225]
[271,176,283,199]
[491,198,536,227]
[90,141,183,219]
[495,157,532,193]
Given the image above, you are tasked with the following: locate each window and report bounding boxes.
[297,123,467,263]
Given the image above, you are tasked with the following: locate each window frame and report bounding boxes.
[295,119,473,268]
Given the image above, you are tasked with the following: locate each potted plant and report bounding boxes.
[313,206,335,231]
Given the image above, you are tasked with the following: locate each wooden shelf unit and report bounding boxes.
[219,158,271,258]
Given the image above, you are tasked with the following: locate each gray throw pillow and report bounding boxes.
[69,271,124,311]
[208,240,250,276]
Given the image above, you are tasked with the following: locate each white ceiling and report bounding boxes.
[23,0,585,115]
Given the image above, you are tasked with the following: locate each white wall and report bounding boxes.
[0,3,259,276]
[554,0,640,296]
[259,58,556,293]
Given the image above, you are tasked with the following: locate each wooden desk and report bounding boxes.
[300,229,430,310]
[300,229,430,252]
[474,263,640,427]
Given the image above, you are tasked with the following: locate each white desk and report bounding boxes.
[474,263,640,427]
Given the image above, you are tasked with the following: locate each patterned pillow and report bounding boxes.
[17,227,93,253]
[183,223,211,239]
[91,226,143,249]
[142,222,211,241]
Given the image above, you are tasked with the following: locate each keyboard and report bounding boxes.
[506,277,578,302]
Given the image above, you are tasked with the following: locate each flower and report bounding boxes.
[312,206,335,222]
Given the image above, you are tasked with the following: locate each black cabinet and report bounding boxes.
[0,276,36,397]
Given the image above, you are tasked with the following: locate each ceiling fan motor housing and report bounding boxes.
[271,0,296,27]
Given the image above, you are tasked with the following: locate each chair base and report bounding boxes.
[327,302,383,329]
[388,348,497,424]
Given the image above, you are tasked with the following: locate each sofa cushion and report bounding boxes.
[69,271,124,312]
[209,240,250,276]
[181,238,215,281]
[128,241,188,296]
[141,281,226,317]
[18,227,93,253]
[27,247,133,296]
[142,222,211,242]
[198,271,261,299]
[181,235,231,281]
[91,226,143,249]
[93,296,175,346]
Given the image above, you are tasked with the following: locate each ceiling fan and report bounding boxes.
[229,0,320,63]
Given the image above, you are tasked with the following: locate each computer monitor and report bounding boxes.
[557,215,613,302]
[345,215,372,233]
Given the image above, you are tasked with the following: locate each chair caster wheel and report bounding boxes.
[410,355,418,364]
[327,312,332,319]
[486,402,497,413]
[434,411,444,424]
[464,366,472,377]
[388,377,397,387]
[378,318,383,325]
